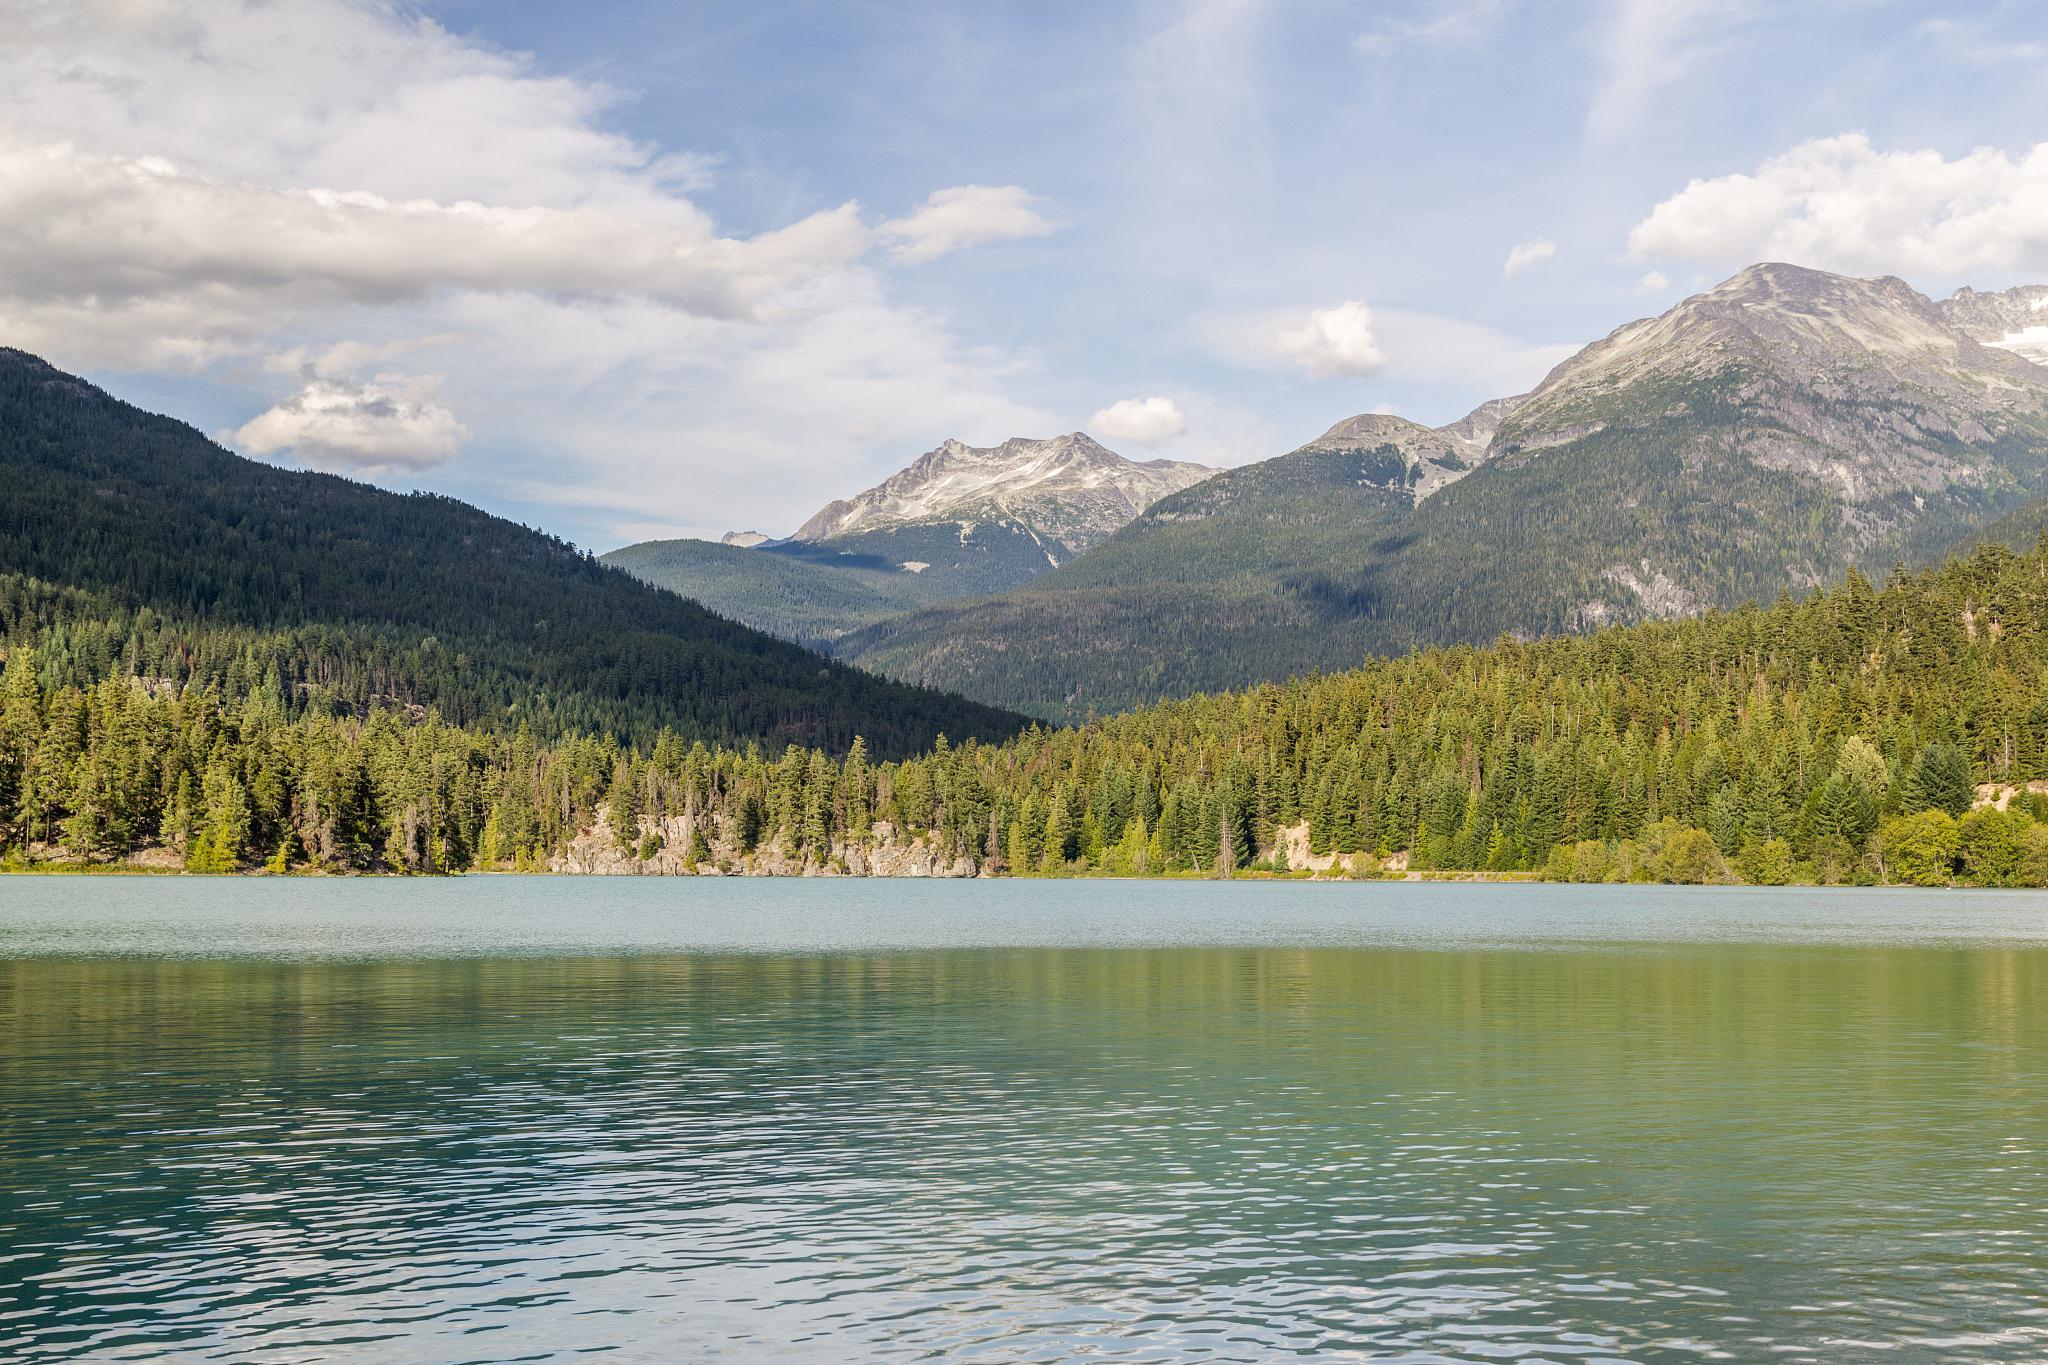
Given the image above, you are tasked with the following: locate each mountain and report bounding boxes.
[836,403,1507,716]
[794,432,1213,554]
[0,347,1021,757]
[601,535,943,649]
[720,530,769,548]
[605,431,1213,643]
[840,263,2048,719]
[1941,283,2048,365]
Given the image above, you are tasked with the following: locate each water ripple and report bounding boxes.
[3,897,2047,1362]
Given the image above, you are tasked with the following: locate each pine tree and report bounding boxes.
[1904,741,1975,816]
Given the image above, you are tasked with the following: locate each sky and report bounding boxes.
[7,0,2048,549]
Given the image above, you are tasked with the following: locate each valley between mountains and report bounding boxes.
[608,263,2048,720]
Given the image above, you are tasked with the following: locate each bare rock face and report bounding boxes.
[548,811,980,878]
[719,530,769,548]
[792,433,1214,557]
[1291,411,1493,502]
[1497,263,2048,507]
[1468,262,2048,629]
[1438,392,1528,455]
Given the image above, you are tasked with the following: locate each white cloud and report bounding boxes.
[229,375,468,476]
[1586,0,1751,145]
[880,185,1055,264]
[1634,270,1671,294]
[0,0,1057,540]
[1502,238,1556,278]
[1272,300,1385,378]
[1628,134,2048,279]
[1088,396,1187,445]
[0,134,867,358]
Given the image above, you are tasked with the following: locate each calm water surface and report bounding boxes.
[2,878,2045,1362]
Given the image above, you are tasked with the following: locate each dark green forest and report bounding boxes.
[0,348,1018,757]
[10,539,2048,887]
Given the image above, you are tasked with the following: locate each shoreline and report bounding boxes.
[0,864,1966,888]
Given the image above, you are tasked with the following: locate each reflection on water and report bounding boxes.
[2,884,2046,1361]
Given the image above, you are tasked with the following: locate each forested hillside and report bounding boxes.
[600,537,932,649]
[839,439,1431,718]
[0,349,1020,756]
[8,539,2048,887]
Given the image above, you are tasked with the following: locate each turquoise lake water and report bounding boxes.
[2,877,2045,1361]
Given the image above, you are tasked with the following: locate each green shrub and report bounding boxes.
[1879,810,1959,886]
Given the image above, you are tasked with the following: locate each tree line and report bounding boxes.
[8,541,2048,886]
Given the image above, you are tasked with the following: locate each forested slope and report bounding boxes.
[8,537,2048,887]
[600,536,931,649]
[0,348,1020,755]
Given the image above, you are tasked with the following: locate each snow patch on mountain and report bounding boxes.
[1989,327,2048,366]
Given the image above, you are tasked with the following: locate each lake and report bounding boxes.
[3,878,2045,1362]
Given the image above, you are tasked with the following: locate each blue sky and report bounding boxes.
[7,1,2048,548]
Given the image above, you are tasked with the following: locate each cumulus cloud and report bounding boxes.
[1502,238,1556,279]
[1628,134,2048,279]
[229,375,468,476]
[1272,300,1385,378]
[880,185,1055,264]
[1635,269,1671,293]
[0,0,1056,539]
[1089,396,1187,445]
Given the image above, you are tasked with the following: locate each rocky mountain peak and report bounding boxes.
[1501,262,2048,460]
[1941,283,2048,366]
[1487,261,2048,519]
[1295,398,1532,503]
[1439,393,1527,452]
[1309,412,1429,446]
[792,432,1213,549]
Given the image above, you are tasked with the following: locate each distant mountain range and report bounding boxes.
[605,433,1211,642]
[618,263,2048,720]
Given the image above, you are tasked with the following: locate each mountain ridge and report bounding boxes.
[837,262,2048,718]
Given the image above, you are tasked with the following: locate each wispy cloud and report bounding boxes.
[1503,238,1557,279]
[1585,0,1752,146]
[1356,0,1514,54]
[880,185,1056,264]
[1916,16,2048,64]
